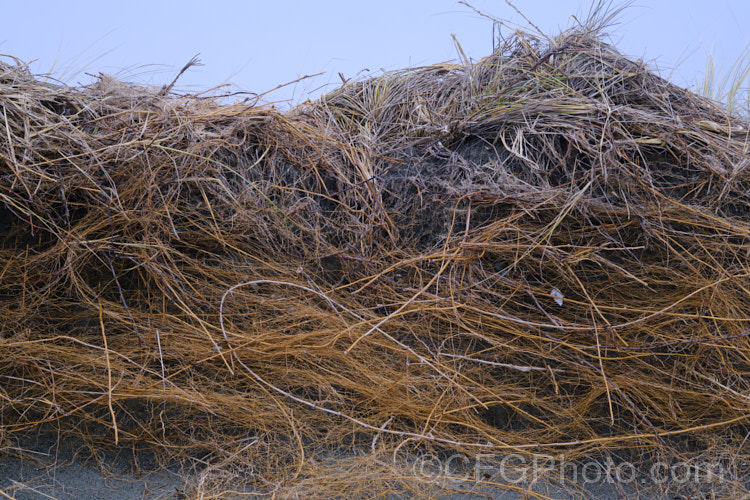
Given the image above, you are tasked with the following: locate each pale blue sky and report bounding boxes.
[1,1,748,106]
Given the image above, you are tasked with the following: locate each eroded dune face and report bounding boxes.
[1,19,749,498]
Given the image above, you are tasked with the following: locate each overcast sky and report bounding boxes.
[1,1,748,107]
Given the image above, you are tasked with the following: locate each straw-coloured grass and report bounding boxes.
[2,16,750,499]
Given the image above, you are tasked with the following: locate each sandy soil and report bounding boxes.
[0,435,186,500]
[0,436,731,499]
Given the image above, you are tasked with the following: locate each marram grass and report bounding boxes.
[2,17,750,499]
